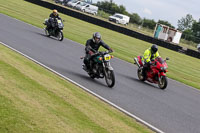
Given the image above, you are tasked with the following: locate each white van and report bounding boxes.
[67,0,81,8]
[109,13,130,25]
[84,4,98,15]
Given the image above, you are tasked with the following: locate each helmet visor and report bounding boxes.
[94,37,100,43]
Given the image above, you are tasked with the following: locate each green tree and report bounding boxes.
[182,29,194,41]
[129,13,142,25]
[177,14,194,31]
[96,1,128,15]
[142,18,156,29]
[158,20,175,29]
[191,20,200,43]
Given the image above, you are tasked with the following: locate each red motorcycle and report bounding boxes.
[134,56,169,89]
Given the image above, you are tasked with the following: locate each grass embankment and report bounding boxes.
[0,44,153,132]
[0,0,199,89]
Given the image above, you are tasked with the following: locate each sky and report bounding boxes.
[93,0,199,27]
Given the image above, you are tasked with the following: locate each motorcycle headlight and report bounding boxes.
[161,67,167,71]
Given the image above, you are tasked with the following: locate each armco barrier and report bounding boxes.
[25,0,200,59]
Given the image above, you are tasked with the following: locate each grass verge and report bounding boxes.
[0,0,199,90]
[0,44,153,132]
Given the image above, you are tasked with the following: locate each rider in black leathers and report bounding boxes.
[83,32,113,70]
[46,9,61,31]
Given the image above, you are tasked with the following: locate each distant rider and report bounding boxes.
[46,9,61,31]
[142,44,160,77]
[83,32,113,70]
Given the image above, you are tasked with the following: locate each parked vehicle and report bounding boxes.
[67,0,81,8]
[81,50,115,88]
[197,44,200,52]
[83,4,98,15]
[75,1,89,11]
[134,56,169,89]
[61,0,72,6]
[55,0,64,4]
[44,18,64,41]
[109,13,130,25]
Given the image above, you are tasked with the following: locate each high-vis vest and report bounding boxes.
[142,48,160,63]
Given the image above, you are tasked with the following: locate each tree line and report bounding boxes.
[96,0,174,29]
[96,0,200,43]
[178,14,200,43]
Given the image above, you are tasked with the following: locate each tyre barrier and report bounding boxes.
[185,49,200,59]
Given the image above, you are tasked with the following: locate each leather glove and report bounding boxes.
[89,50,94,55]
[109,48,113,53]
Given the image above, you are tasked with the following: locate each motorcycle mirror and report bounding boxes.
[166,57,170,60]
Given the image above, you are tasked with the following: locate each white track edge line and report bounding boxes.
[0,41,164,133]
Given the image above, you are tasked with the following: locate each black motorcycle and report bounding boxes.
[81,51,115,88]
[44,18,64,41]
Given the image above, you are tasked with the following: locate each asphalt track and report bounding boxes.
[1,14,200,133]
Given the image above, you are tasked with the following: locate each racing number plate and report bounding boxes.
[57,20,62,24]
[104,54,111,61]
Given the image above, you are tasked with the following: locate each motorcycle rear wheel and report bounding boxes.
[89,73,95,79]
[158,76,168,90]
[105,70,115,88]
[44,28,50,37]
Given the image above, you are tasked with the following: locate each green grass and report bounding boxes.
[0,44,153,132]
[0,0,200,90]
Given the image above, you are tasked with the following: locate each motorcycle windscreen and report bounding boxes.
[57,20,64,28]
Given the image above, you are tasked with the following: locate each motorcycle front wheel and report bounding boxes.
[57,31,64,41]
[158,76,168,90]
[105,70,115,88]
[137,68,145,81]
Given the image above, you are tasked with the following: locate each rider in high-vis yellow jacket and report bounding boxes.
[142,44,160,77]
[142,45,160,63]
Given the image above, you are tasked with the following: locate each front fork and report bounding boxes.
[103,61,113,71]
[158,71,166,82]
[103,61,113,76]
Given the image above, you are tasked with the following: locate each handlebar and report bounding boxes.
[96,50,112,55]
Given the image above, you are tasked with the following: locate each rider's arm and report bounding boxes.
[85,39,95,53]
[85,40,90,53]
[57,15,61,20]
[49,13,53,18]
[143,49,151,63]
[155,51,160,58]
[100,40,112,51]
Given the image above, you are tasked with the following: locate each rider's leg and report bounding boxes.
[83,54,91,70]
[142,62,150,77]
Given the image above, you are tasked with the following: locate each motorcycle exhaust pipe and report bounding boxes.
[134,57,140,68]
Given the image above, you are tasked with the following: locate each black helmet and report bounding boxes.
[151,44,158,54]
[93,32,101,43]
